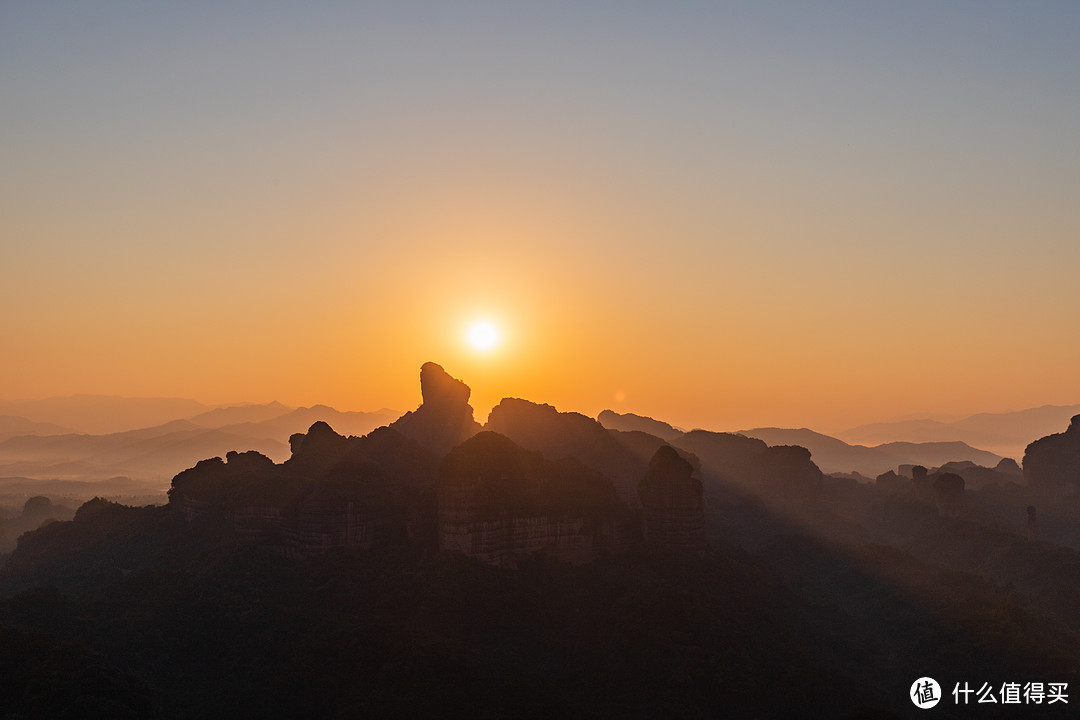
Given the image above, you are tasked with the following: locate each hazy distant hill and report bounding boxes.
[738,427,1002,476]
[0,396,211,435]
[0,404,398,488]
[595,410,1006,476]
[838,404,1080,459]
[874,441,1004,473]
[185,401,293,428]
[0,423,287,484]
[217,405,398,443]
[0,475,163,501]
[0,415,74,442]
[596,409,682,442]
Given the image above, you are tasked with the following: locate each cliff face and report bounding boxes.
[389,362,481,456]
[932,472,965,518]
[1024,414,1080,490]
[638,446,704,550]
[485,398,644,507]
[437,432,632,567]
[438,512,627,567]
[229,496,404,559]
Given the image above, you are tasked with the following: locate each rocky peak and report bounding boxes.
[648,444,694,478]
[420,362,471,410]
[994,457,1022,476]
[389,363,481,456]
[21,496,55,521]
[286,421,353,475]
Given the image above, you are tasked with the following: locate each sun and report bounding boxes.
[466,319,500,353]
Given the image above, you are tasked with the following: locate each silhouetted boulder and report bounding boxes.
[390,362,481,456]
[597,409,682,442]
[996,457,1022,477]
[21,496,55,524]
[486,398,643,506]
[638,445,704,550]
[0,496,75,553]
[933,472,965,517]
[875,470,906,492]
[755,445,824,496]
[1023,415,1080,490]
[671,430,768,487]
[437,432,630,566]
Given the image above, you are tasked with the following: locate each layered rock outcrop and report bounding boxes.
[638,445,704,550]
[169,424,439,557]
[437,432,632,567]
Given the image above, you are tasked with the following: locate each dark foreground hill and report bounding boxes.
[3,507,1078,719]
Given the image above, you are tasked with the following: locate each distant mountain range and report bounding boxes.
[597,410,1006,477]
[836,404,1080,459]
[0,401,398,487]
[736,427,1002,477]
[1,393,1075,488]
[0,395,212,435]
[212,405,399,441]
[0,415,75,442]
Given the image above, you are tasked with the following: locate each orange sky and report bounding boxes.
[3,4,1079,433]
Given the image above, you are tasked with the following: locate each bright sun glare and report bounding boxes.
[466,320,500,353]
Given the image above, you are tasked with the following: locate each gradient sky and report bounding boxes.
[3,1,1079,432]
